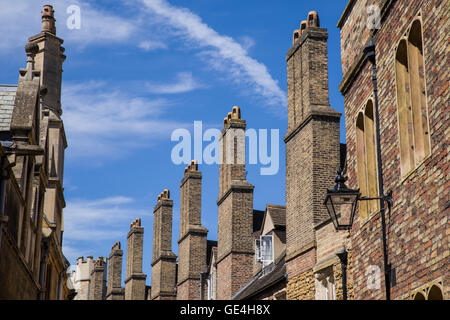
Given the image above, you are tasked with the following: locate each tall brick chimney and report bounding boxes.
[151,190,177,300]
[106,242,125,300]
[216,106,255,300]
[284,11,341,299]
[177,160,208,300]
[124,218,147,300]
[88,257,107,300]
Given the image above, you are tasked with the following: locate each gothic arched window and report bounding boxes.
[395,18,431,176]
[356,100,380,221]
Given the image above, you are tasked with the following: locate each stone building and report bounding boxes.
[71,222,148,300]
[337,0,448,300]
[71,256,95,300]
[0,5,73,300]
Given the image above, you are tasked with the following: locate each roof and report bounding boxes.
[0,85,17,131]
[266,205,286,228]
[232,255,286,300]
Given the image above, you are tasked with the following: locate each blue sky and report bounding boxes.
[0,0,349,284]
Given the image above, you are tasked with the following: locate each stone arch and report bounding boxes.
[363,100,380,214]
[395,17,431,176]
[427,285,443,300]
[395,39,415,175]
[413,292,426,300]
[356,112,369,220]
[355,99,380,221]
[407,18,430,166]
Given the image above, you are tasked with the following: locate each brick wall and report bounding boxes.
[106,242,124,300]
[339,0,449,300]
[177,162,208,300]
[285,11,342,300]
[151,191,177,300]
[124,219,146,300]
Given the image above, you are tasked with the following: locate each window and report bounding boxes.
[356,100,380,221]
[207,272,215,300]
[411,279,444,300]
[255,235,274,268]
[260,235,274,267]
[315,267,336,300]
[255,238,261,263]
[395,18,431,176]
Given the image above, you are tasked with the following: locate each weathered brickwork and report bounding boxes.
[338,0,386,77]
[177,279,201,301]
[216,107,255,300]
[217,253,254,300]
[285,11,343,300]
[332,250,355,300]
[177,161,208,300]
[88,258,107,300]
[286,271,315,300]
[106,242,124,300]
[339,0,448,300]
[124,218,147,300]
[151,190,177,300]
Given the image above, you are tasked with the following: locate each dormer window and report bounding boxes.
[255,235,274,268]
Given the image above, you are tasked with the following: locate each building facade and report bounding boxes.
[338,0,448,300]
[68,1,447,301]
[0,5,73,300]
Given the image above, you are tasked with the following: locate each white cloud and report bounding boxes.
[63,196,152,242]
[238,36,256,53]
[139,0,287,109]
[145,72,204,94]
[62,196,153,265]
[61,80,186,159]
[138,40,168,51]
[0,0,136,51]
[1,0,286,111]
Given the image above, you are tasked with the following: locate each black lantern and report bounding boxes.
[323,168,360,230]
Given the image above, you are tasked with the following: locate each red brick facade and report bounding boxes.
[339,0,448,300]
